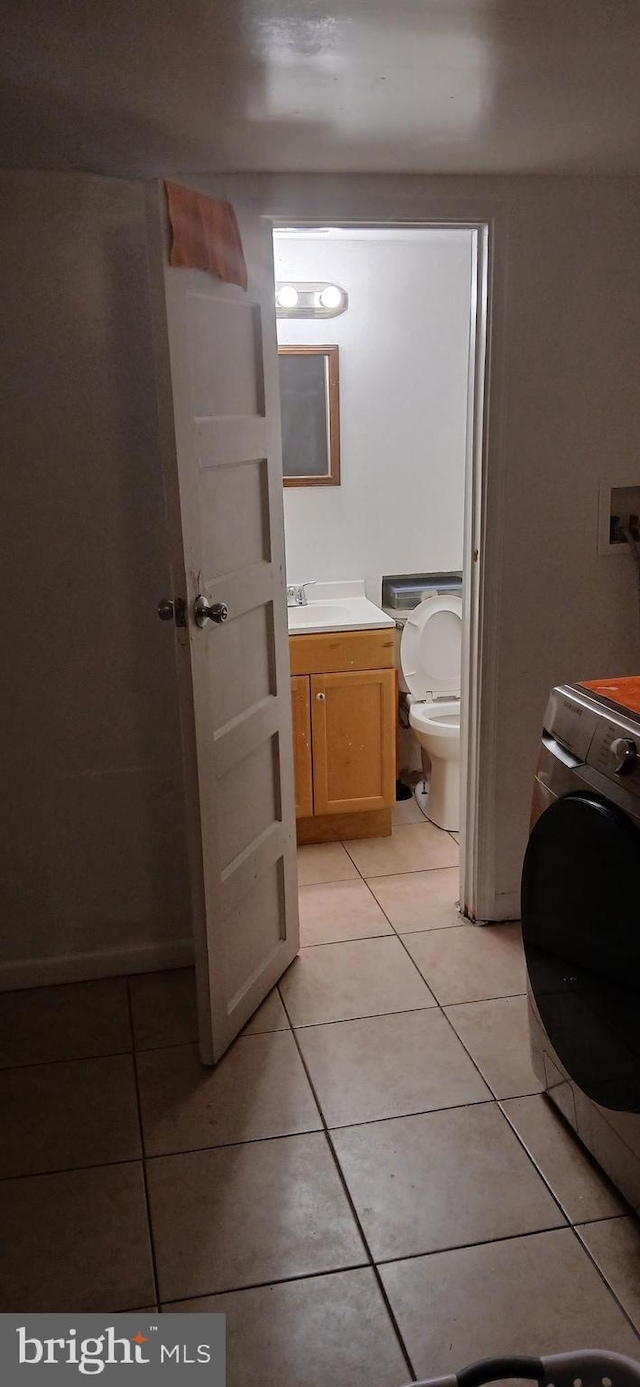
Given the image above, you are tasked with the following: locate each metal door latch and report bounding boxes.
[157,597,187,627]
[194,595,229,628]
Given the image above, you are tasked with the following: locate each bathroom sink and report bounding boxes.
[288,603,348,630]
[286,582,395,635]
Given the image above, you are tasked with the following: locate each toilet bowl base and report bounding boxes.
[414,780,431,821]
[413,765,459,833]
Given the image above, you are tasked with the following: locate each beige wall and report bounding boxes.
[225,173,640,915]
[0,171,191,985]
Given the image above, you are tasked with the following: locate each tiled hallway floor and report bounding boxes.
[2,808,640,1385]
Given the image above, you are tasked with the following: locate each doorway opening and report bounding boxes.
[272,222,489,924]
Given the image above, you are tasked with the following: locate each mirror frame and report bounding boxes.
[278,344,341,487]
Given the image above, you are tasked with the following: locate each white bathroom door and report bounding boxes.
[146,181,299,1064]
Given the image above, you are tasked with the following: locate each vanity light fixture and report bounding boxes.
[317,284,343,310]
[275,281,348,319]
[275,284,299,309]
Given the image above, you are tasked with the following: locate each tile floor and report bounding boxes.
[1,809,640,1387]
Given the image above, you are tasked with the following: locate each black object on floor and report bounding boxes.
[396,780,412,801]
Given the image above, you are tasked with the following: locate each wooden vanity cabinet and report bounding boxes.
[289,629,396,843]
[290,675,313,819]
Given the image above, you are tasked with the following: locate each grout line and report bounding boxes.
[0,1154,148,1186]
[132,1020,291,1054]
[300,861,461,889]
[0,1046,134,1073]
[341,840,365,875]
[489,1097,583,1230]
[158,1261,373,1309]
[437,996,533,1103]
[372,1220,571,1270]
[357,914,584,1227]
[429,985,528,1007]
[299,930,398,949]
[288,1002,440,1030]
[141,1096,502,1162]
[574,1211,630,1227]
[299,904,524,1120]
[359,875,401,925]
[2,1088,572,1182]
[143,1128,326,1164]
[156,1215,640,1318]
[497,1097,639,1237]
[570,1224,640,1341]
[126,978,162,1312]
[443,991,527,1010]
[277,984,417,1383]
[159,1223,639,1309]
[364,862,460,881]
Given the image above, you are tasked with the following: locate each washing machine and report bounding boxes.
[523,677,640,1210]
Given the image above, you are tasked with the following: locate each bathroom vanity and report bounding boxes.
[288,584,396,843]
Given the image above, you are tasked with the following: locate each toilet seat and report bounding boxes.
[400,594,463,703]
[409,700,460,737]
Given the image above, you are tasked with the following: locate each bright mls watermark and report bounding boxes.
[0,1315,225,1384]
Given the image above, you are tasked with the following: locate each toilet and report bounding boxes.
[400,592,462,831]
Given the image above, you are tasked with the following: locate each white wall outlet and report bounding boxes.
[598,478,640,555]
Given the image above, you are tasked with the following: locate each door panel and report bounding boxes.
[291,675,313,819]
[311,669,396,815]
[198,457,270,578]
[146,182,298,1063]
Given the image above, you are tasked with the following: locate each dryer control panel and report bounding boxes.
[589,719,640,788]
[547,683,640,797]
[543,686,599,763]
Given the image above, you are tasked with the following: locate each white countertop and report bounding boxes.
[287,581,395,635]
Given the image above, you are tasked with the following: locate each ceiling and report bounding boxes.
[3,0,640,179]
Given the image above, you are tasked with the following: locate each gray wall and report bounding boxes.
[0,171,191,985]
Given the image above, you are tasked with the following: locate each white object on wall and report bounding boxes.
[275,230,473,602]
[598,475,640,556]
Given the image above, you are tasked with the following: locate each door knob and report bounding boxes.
[194,595,229,628]
[157,599,175,622]
[316,691,326,701]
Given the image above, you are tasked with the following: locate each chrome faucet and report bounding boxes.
[287,581,316,607]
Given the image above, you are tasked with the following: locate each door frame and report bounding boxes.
[159,176,509,924]
[266,204,507,924]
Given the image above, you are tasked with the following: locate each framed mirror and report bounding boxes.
[278,345,340,486]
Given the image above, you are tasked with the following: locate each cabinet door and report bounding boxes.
[291,676,313,818]
[311,668,396,815]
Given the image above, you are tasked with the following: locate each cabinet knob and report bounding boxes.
[316,691,326,702]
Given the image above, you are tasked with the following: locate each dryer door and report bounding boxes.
[522,791,640,1112]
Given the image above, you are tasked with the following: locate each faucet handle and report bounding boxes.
[287,580,317,607]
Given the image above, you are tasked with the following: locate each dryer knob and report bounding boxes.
[609,736,637,775]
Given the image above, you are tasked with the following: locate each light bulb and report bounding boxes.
[319,284,342,309]
[276,285,299,309]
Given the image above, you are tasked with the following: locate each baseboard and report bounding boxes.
[296,806,392,843]
[0,937,195,992]
[473,888,521,924]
